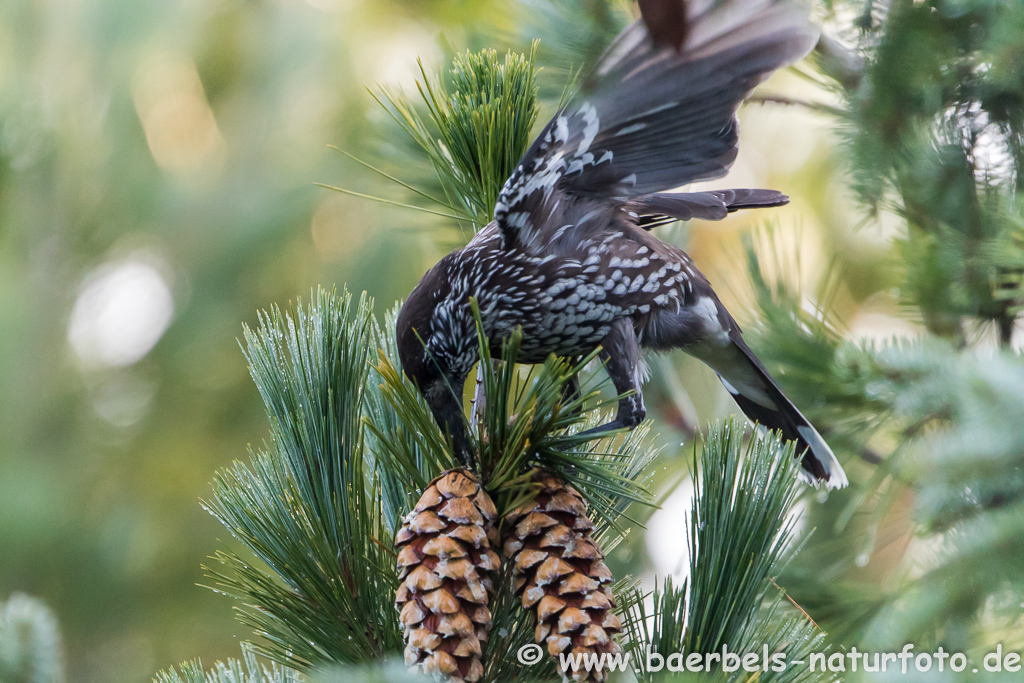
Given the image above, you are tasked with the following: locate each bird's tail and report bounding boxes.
[706,339,848,489]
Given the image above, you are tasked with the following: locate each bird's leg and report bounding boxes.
[576,319,646,439]
[469,361,490,430]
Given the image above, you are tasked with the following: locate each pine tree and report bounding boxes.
[152,23,839,683]
[0,2,1013,681]
[735,0,1024,672]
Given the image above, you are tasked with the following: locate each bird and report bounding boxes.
[396,0,848,489]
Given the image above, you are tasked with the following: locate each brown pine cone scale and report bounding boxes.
[503,472,622,682]
[395,469,499,682]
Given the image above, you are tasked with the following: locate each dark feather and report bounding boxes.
[638,0,688,50]
[717,337,848,488]
[398,0,847,488]
[631,188,789,226]
[494,0,818,250]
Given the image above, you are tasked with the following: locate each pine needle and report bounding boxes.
[373,45,540,228]
[314,183,470,221]
[203,288,403,670]
[327,146,465,213]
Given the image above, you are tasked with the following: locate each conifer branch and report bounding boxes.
[203,288,403,670]
[154,651,301,683]
[373,46,540,229]
[622,422,838,683]
[0,594,64,683]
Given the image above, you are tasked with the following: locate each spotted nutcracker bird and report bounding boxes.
[397,0,848,489]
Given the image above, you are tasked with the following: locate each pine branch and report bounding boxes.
[623,421,837,683]
[183,5,926,680]
[743,597,836,683]
[738,226,893,469]
[198,284,660,679]
[203,288,403,670]
[371,46,540,229]
[683,422,803,657]
[480,564,557,683]
[364,304,455,530]
[0,594,64,683]
[154,651,301,683]
[620,577,687,681]
[367,299,657,532]
[468,303,657,529]
[820,0,1024,335]
[153,649,425,683]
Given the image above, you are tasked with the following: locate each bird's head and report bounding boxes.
[396,268,447,395]
[396,261,475,465]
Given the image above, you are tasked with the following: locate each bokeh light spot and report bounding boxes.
[132,57,225,173]
[68,257,174,369]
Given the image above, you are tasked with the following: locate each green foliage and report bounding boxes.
[369,46,541,228]
[193,10,848,682]
[153,652,300,683]
[858,342,1024,647]
[467,310,657,530]
[682,423,803,657]
[623,423,835,683]
[365,307,662,681]
[823,0,1024,344]
[0,0,915,681]
[734,1,1024,664]
[199,283,663,680]
[743,222,1024,649]
[152,651,421,683]
[0,594,63,683]
[203,289,402,669]
[363,304,454,529]
[484,0,630,98]
[363,334,456,496]
[1,0,456,677]
[368,304,657,529]
[740,228,893,457]
[37,0,1024,677]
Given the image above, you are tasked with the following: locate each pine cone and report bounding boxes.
[503,471,622,682]
[395,469,500,682]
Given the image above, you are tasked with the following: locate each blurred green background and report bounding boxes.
[0,0,933,681]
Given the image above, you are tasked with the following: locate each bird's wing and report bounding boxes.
[494,0,817,253]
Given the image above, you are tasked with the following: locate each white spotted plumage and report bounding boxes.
[398,0,847,489]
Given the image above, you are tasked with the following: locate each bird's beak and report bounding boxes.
[424,379,474,468]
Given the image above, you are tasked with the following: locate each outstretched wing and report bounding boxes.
[494,0,817,252]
